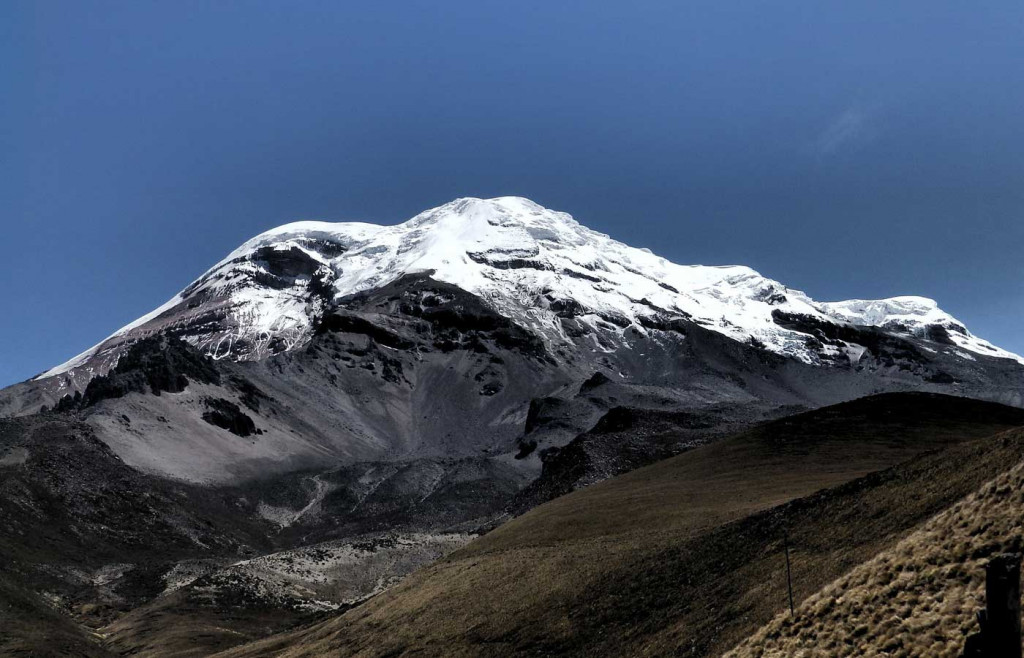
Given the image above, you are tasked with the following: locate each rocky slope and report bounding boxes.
[3,197,1022,487]
[0,403,482,656]
[210,394,1024,658]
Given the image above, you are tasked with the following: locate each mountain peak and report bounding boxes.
[33,197,1024,385]
[438,196,569,220]
[404,196,591,247]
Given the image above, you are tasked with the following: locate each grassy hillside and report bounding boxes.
[728,435,1024,657]
[215,393,1024,657]
[0,573,115,658]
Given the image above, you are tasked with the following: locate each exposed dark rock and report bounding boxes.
[549,298,589,318]
[251,245,323,280]
[922,323,957,345]
[202,398,257,437]
[525,397,577,435]
[341,274,547,357]
[466,252,555,272]
[377,352,407,384]
[580,371,612,393]
[54,336,220,411]
[560,318,592,338]
[637,314,691,334]
[229,375,271,413]
[514,439,538,459]
[771,310,929,367]
[317,312,417,350]
[560,268,603,283]
[596,312,631,328]
[480,382,502,396]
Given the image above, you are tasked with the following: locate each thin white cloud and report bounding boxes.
[813,107,875,156]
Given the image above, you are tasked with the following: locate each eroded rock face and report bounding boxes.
[250,245,325,281]
[202,398,257,437]
[330,273,549,357]
[52,336,221,411]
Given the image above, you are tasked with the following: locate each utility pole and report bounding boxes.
[784,528,794,616]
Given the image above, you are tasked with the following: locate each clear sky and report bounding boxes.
[3,1,1023,387]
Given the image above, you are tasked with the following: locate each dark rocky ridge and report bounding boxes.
[332,272,548,357]
[52,336,221,412]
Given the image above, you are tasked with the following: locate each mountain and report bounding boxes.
[3,197,1024,655]
[2,197,1022,484]
[25,196,1024,388]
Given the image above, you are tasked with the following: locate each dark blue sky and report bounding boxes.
[3,1,1023,387]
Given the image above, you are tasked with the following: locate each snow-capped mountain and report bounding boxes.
[5,196,1024,648]
[36,196,1023,389]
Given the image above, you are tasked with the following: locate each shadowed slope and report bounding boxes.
[214,393,1024,657]
[0,573,115,658]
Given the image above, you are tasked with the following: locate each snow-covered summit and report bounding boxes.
[38,196,1024,382]
[817,296,1021,362]
[821,296,953,329]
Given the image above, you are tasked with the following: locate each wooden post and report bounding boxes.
[986,553,1022,658]
[784,529,794,616]
[963,552,1021,658]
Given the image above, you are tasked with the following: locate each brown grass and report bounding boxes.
[0,573,114,658]
[728,448,1024,657]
